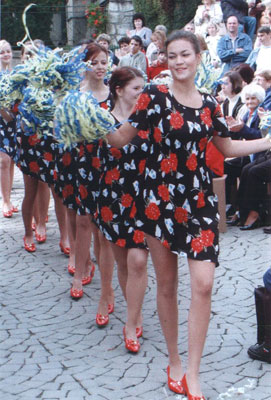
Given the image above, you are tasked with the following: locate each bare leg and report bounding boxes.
[97,229,115,316]
[51,186,69,249]
[145,233,182,379]
[34,181,50,237]
[111,244,128,299]
[22,173,39,245]
[67,208,76,271]
[243,210,259,226]
[125,248,148,340]
[0,152,13,213]
[186,258,215,397]
[72,214,92,291]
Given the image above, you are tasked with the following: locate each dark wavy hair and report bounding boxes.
[132,13,146,28]
[223,71,243,94]
[165,30,201,54]
[109,66,143,100]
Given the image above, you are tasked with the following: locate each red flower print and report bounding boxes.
[138,130,149,139]
[53,170,57,181]
[105,171,113,185]
[197,191,205,208]
[116,239,126,248]
[157,84,168,93]
[154,127,162,143]
[134,93,151,111]
[111,167,120,181]
[161,153,178,174]
[201,229,215,247]
[101,206,113,223]
[161,158,172,174]
[199,137,208,151]
[170,111,184,130]
[100,102,108,109]
[121,193,133,208]
[86,144,94,153]
[138,159,146,175]
[29,161,39,173]
[162,239,170,249]
[44,152,53,161]
[28,134,40,146]
[130,202,137,218]
[169,153,178,171]
[62,184,74,199]
[214,103,222,116]
[133,230,145,244]
[191,237,204,253]
[62,152,71,166]
[158,185,170,201]
[110,147,122,159]
[79,145,84,157]
[145,203,161,220]
[79,185,88,200]
[186,153,197,171]
[174,207,188,224]
[75,197,81,205]
[200,107,212,127]
[92,157,100,169]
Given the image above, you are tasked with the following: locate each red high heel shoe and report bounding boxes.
[12,206,19,213]
[59,242,70,256]
[136,326,143,338]
[167,366,185,395]
[23,237,36,253]
[68,264,75,275]
[35,231,46,244]
[123,327,140,353]
[181,374,206,400]
[70,287,83,300]
[3,210,13,218]
[82,263,95,285]
[96,313,109,327]
[108,303,114,314]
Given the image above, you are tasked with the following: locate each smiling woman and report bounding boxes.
[104,30,271,399]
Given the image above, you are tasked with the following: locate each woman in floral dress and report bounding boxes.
[97,66,148,352]
[106,30,271,399]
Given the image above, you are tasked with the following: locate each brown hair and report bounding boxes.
[84,42,108,62]
[223,71,243,94]
[255,70,271,82]
[109,66,143,100]
[166,30,200,54]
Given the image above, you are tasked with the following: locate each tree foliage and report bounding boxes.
[1,0,66,47]
[132,0,201,32]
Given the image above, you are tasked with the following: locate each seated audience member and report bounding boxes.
[146,25,167,61]
[119,35,147,74]
[237,149,271,229]
[194,0,223,37]
[146,30,167,65]
[220,0,257,41]
[126,13,152,49]
[254,69,271,109]
[247,267,271,363]
[205,20,222,67]
[225,83,266,224]
[115,37,131,60]
[147,49,168,81]
[217,15,252,74]
[246,26,271,70]
[183,22,195,33]
[96,33,119,67]
[220,71,244,118]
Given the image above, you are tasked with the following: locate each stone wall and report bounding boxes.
[107,0,134,47]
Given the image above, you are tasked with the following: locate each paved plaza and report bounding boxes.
[0,168,271,400]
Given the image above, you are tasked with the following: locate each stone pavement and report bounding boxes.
[0,168,271,400]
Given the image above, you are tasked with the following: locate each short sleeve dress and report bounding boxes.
[96,118,149,249]
[128,84,230,265]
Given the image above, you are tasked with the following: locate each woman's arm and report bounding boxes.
[0,109,14,122]
[106,122,138,149]
[212,135,271,158]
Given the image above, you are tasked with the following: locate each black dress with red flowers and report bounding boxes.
[96,120,149,249]
[128,84,230,265]
[54,95,114,215]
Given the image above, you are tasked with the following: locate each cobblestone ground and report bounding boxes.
[0,167,271,400]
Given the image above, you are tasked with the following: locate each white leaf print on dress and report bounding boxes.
[113,224,119,234]
[155,225,161,237]
[177,184,185,194]
[203,217,212,224]
[182,199,191,213]
[79,168,87,179]
[193,175,199,188]
[175,139,181,149]
[149,169,157,179]
[165,218,174,234]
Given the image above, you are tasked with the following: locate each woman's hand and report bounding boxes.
[257,107,266,120]
[225,116,244,131]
